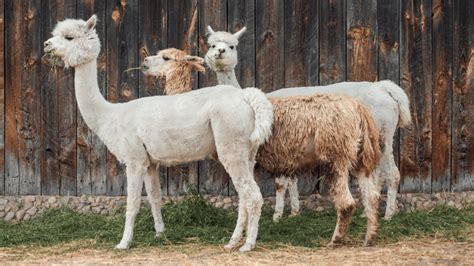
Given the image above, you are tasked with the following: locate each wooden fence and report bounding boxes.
[0,0,473,197]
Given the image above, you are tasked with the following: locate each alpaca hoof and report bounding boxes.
[115,242,129,250]
[224,243,236,251]
[360,212,367,218]
[364,237,374,247]
[272,213,282,222]
[383,210,396,221]
[154,232,163,238]
[289,211,300,217]
[239,243,254,252]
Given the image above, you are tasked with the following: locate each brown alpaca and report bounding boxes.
[258,94,381,245]
[142,48,205,95]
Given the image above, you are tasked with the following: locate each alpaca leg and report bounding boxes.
[356,172,380,246]
[115,162,146,249]
[224,197,248,250]
[288,176,300,216]
[240,177,263,252]
[273,176,289,222]
[384,155,400,220]
[144,163,165,237]
[328,168,356,246]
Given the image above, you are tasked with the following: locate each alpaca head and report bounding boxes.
[44,15,100,68]
[205,26,246,72]
[141,48,205,78]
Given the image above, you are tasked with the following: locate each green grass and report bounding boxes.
[0,193,472,249]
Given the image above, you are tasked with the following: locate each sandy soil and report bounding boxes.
[0,239,472,265]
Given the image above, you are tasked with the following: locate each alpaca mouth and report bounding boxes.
[41,52,65,69]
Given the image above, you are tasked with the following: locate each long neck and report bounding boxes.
[74,59,111,132]
[216,69,241,88]
[164,65,193,95]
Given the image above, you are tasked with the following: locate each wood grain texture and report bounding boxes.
[227,0,255,196]
[346,0,377,82]
[0,0,4,195]
[451,0,474,191]
[41,0,77,196]
[255,0,284,196]
[5,0,42,195]
[76,0,108,195]
[431,0,452,192]
[106,0,140,196]
[399,0,433,193]
[283,0,319,196]
[167,0,199,196]
[198,0,229,196]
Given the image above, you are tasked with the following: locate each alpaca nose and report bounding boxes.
[144,58,149,63]
[44,40,51,47]
[218,48,225,54]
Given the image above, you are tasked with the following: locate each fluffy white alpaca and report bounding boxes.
[44,15,274,252]
[205,26,412,221]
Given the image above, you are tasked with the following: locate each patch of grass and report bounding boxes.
[0,193,472,249]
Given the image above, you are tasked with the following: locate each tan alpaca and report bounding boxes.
[142,48,205,95]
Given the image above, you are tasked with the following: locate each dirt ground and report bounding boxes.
[0,239,472,265]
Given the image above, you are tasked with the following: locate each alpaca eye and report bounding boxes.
[163,56,170,61]
[229,45,235,50]
[212,45,216,48]
[65,36,74,41]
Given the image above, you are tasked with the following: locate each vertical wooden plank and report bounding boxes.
[318,0,346,195]
[5,0,42,195]
[319,0,346,85]
[451,0,474,191]
[431,0,453,192]
[106,0,140,196]
[138,0,168,196]
[227,0,255,196]
[77,0,108,195]
[346,0,377,82]
[399,0,432,193]
[41,0,77,195]
[283,0,319,196]
[0,0,4,195]
[377,0,400,192]
[167,0,198,196]
[255,0,284,196]
[198,0,228,195]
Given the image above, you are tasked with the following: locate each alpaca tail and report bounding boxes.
[357,103,382,176]
[379,80,412,128]
[241,87,274,146]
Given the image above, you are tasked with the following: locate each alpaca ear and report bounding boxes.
[233,26,247,39]
[85,15,97,31]
[207,25,215,35]
[184,55,206,73]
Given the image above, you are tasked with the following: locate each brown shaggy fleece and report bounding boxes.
[256,94,381,176]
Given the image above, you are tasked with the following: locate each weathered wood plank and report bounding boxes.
[377,0,400,193]
[346,0,377,82]
[451,0,474,191]
[318,0,346,195]
[283,0,319,196]
[167,0,199,196]
[137,0,168,196]
[227,0,255,196]
[5,0,42,195]
[106,0,140,196]
[431,0,453,192]
[399,0,433,193]
[198,0,229,196]
[41,0,77,196]
[255,0,284,196]
[76,0,108,195]
[0,0,4,195]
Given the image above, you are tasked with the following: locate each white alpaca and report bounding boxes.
[44,16,274,252]
[205,26,412,221]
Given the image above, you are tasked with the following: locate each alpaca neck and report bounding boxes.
[164,65,193,95]
[74,59,111,132]
[216,69,241,88]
